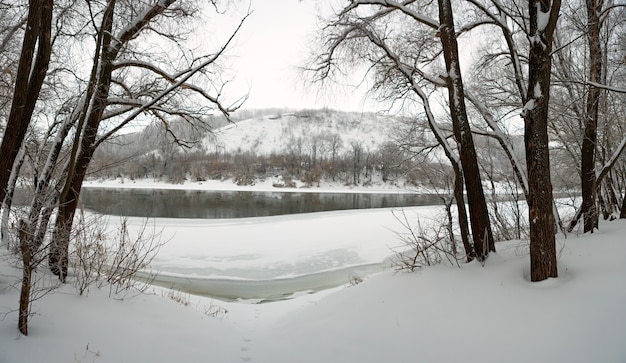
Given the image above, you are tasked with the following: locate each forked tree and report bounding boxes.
[2,0,246,335]
[0,1,52,205]
[0,0,54,336]
[45,0,247,281]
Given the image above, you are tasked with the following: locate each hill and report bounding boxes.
[207,109,403,156]
[90,109,414,187]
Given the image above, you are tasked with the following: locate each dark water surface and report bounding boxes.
[70,188,441,219]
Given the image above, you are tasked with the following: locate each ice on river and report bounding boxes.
[115,206,439,301]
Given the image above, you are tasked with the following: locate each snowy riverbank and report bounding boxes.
[82,176,422,194]
[1,178,623,362]
[1,217,625,362]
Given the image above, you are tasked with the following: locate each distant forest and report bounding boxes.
[88,109,578,192]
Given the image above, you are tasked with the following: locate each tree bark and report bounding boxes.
[453,164,475,262]
[50,0,117,280]
[0,0,52,204]
[620,189,626,219]
[524,0,560,282]
[18,220,32,336]
[438,0,495,260]
[580,0,604,233]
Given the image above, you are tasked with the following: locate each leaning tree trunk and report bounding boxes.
[0,0,52,204]
[438,0,495,260]
[452,164,475,262]
[50,0,117,281]
[580,0,604,233]
[524,0,560,282]
[50,0,179,280]
[1,145,26,249]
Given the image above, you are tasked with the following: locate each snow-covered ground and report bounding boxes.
[1,179,624,362]
[1,217,625,362]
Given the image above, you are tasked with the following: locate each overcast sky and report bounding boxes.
[206,0,376,113]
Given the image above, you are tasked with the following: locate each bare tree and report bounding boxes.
[47,0,248,281]
[522,0,560,281]
[438,0,495,257]
[579,0,605,232]
[309,0,496,260]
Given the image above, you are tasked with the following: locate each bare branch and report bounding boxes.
[94,11,250,147]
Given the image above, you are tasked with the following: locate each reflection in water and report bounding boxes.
[71,188,441,219]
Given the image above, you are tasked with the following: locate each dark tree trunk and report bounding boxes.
[0,0,52,203]
[453,164,475,262]
[50,0,117,281]
[50,0,178,280]
[438,0,494,260]
[580,0,604,233]
[18,220,32,336]
[524,0,560,282]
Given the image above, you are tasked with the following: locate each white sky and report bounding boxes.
[203,0,376,113]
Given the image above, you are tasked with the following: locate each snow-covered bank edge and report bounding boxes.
[136,259,392,302]
[82,176,421,194]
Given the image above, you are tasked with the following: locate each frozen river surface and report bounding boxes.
[116,206,438,301]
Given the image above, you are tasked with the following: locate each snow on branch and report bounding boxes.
[587,81,626,94]
[359,26,460,165]
[596,136,626,186]
[520,82,542,117]
[348,0,439,29]
[112,0,177,55]
[530,0,560,49]
[536,1,550,32]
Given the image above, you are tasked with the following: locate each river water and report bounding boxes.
[77,188,441,219]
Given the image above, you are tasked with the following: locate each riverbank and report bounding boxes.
[82,176,422,194]
[2,217,625,362]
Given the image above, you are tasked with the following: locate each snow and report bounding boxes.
[124,206,421,300]
[82,175,420,194]
[534,82,542,99]
[536,2,551,32]
[207,112,401,157]
[1,182,626,362]
[521,98,536,117]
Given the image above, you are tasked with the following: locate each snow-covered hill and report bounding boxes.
[206,110,404,156]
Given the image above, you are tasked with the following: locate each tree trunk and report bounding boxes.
[0,0,53,204]
[524,0,560,282]
[620,189,626,219]
[580,0,604,233]
[438,0,494,260]
[18,220,32,335]
[50,0,117,280]
[453,164,475,262]
[50,0,180,280]
[1,145,26,249]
